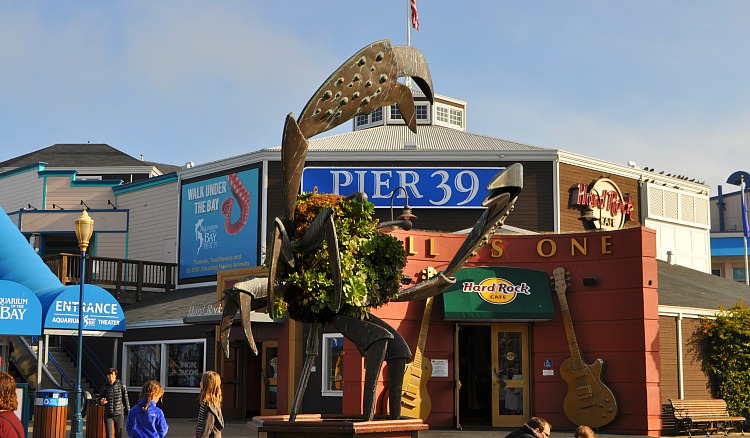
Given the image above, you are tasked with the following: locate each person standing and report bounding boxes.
[0,372,24,438]
[126,380,168,438]
[505,416,552,438]
[100,368,130,438]
[196,371,225,437]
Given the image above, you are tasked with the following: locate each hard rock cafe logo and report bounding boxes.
[572,178,635,231]
[462,278,531,305]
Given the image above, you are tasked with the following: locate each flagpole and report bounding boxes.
[742,175,749,285]
[407,0,411,47]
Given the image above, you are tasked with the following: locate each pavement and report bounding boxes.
[116,418,660,438]
[28,417,671,437]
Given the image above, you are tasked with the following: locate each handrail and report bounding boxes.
[64,335,109,391]
[42,253,177,302]
[31,335,75,388]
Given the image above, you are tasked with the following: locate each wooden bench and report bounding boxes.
[669,399,746,436]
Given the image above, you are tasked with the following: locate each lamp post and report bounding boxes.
[71,209,94,438]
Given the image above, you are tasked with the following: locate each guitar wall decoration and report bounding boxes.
[552,267,618,428]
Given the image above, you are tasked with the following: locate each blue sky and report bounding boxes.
[1,1,749,196]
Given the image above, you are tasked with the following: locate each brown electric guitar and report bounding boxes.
[386,296,434,419]
[552,267,618,428]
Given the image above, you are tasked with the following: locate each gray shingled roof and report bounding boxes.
[0,143,179,174]
[123,286,217,324]
[269,125,549,152]
[658,259,749,309]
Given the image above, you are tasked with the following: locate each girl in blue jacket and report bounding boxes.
[126,380,168,438]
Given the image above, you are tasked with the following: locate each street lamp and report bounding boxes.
[71,209,93,438]
[375,186,417,230]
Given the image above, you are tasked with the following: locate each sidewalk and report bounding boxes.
[29,417,664,437]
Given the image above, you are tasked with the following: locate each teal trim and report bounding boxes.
[0,162,47,180]
[38,169,77,177]
[38,169,122,187]
[112,172,178,194]
[71,179,123,187]
[42,175,47,209]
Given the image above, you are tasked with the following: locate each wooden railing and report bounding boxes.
[43,253,177,303]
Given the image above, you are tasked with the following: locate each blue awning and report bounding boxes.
[37,285,125,332]
[0,280,42,336]
[711,236,747,257]
[0,206,125,333]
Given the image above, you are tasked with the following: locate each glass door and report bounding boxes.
[491,324,530,427]
[261,341,278,416]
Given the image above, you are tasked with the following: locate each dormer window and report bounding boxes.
[435,103,464,130]
[390,105,403,120]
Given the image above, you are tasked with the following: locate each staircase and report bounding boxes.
[43,345,94,392]
[10,336,97,393]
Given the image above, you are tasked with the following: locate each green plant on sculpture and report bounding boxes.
[273,192,407,323]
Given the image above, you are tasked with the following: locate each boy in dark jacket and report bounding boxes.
[100,368,130,438]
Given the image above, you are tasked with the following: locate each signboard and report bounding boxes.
[42,285,125,332]
[0,281,42,336]
[431,359,449,378]
[442,267,554,321]
[179,168,260,281]
[301,167,504,208]
[571,178,634,230]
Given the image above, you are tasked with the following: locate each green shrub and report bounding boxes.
[700,301,750,418]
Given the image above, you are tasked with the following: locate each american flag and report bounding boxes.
[411,0,420,30]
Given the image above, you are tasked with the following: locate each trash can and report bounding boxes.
[33,389,69,438]
[85,397,106,438]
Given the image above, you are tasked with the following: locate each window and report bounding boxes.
[449,108,463,127]
[390,105,403,120]
[416,104,428,120]
[355,114,369,127]
[371,107,383,123]
[733,268,746,283]
[436,106,449,123]
[123,339,206,393]
[321,333,344,396]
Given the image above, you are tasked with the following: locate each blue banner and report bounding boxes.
[301,167,504,208]
[179,168,260,280]
[0,281,42,336]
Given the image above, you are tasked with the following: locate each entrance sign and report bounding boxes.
[302,167,504,208]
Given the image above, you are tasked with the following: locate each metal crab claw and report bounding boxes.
[220,277,268,358]
[296,40,434,140]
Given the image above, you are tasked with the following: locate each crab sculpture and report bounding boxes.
[219,40,524,422]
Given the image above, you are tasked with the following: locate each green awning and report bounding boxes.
[442,266,555,321]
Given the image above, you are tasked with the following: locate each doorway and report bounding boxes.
[491,324,530,427]
[458,324,530,428]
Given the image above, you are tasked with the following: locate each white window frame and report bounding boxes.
[321,333,344,397]
[122,338,206,394]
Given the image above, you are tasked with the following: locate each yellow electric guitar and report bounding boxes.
[384,295,434,419]
[399,295,434,419]
[552,267,618,428]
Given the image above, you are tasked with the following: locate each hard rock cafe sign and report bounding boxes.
[572,178,635,230]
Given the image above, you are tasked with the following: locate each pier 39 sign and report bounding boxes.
[301,167,504,208]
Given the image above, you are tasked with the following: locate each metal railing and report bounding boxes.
[43,253,177,302]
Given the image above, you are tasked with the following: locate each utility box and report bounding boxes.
[33,389,68,438]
